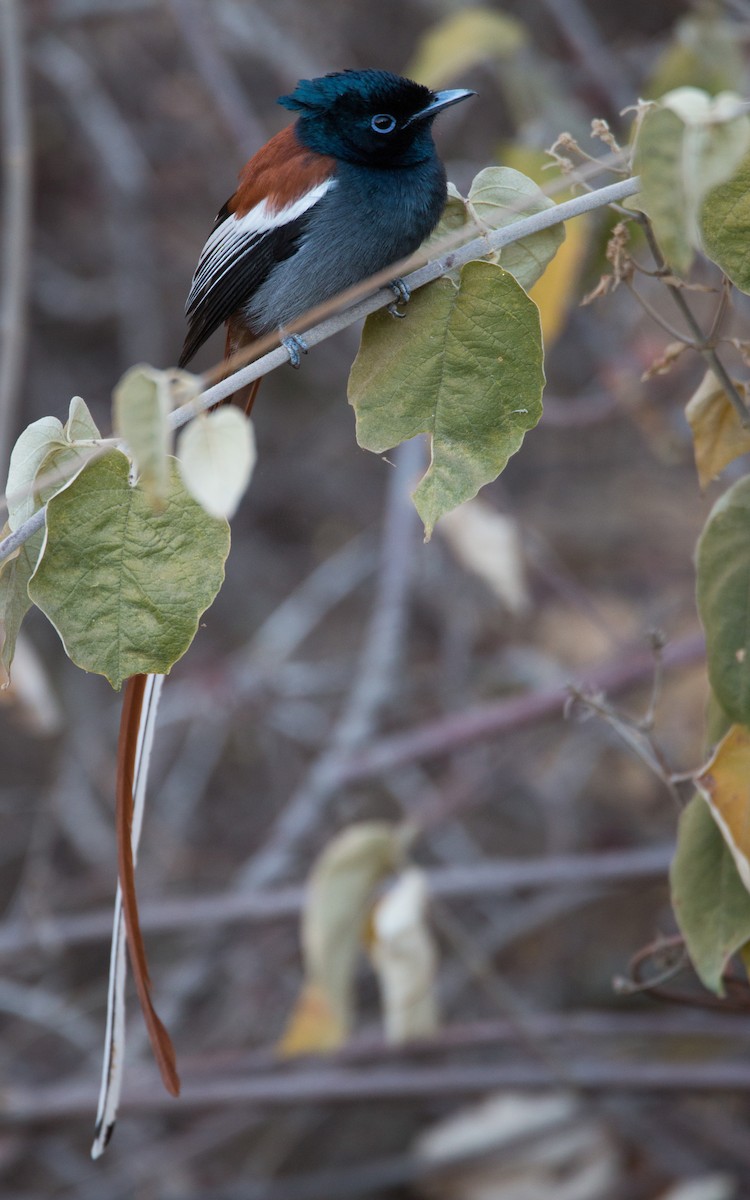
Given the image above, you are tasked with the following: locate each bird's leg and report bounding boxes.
[280,332,309,368]
[387,277,410,318]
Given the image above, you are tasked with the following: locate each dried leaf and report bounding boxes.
[370,868,439,1043]
[686,370,750,488]
[415,1092,619,1200]
[277,981,344,1057]
[659,1176,738,1200]
[279,822,406,1055]
[438,498,529,614]
[641,341,689,381]
[695,724,750,894]
[529,207,588,346]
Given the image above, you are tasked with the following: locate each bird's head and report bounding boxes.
[278,69,475,167]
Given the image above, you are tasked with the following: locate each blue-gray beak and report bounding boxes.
[405,88,476,126]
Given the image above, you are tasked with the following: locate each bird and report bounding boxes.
[178,68,475,410]
[97,72,476,1145]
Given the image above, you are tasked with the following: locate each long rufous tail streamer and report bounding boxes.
[94,337,261,1155]
[92,673,175,1157]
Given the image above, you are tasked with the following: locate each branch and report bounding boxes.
[237,437,424,889]
[0,843,671,959]
[0,0,31,480]
[0,174,640,565]
[333,629,704,787]
[7,1056,750,1125]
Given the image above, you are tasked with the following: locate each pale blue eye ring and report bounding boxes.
[371,113,397,133]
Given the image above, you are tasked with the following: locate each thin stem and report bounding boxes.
[638,215,750,425]
[0,0,31,480]
[624,280,695,344]
[0,174,642,566]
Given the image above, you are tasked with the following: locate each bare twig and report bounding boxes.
[9,1057,750,1125]
[637,214,750,425]
[0,842,672,959]
[0,173,641,566]
[236,439,424,888]
[334,630,704,786]
[0,0,32,479]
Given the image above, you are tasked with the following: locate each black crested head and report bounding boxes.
[278,69,474,167]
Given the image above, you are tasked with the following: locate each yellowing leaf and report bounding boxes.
[177,407,256,519]
[277,981,344,1057]
[370,868,439,1044]
[438,498,528,614]
[686,370,750,488]
[695,724,750,894]
[279,822,405,1055]
[530,214,588,346]
[113,365,173,511]
[407,8,526,90]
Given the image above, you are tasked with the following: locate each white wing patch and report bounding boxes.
[186,179,336,314]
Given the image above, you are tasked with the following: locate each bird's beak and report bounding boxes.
[405,88,476,126]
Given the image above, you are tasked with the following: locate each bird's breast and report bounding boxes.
[246,157,447,335]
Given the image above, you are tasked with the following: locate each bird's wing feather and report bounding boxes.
[179,125,336,368]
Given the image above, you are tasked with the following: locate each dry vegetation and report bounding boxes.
[1,1,748,1197]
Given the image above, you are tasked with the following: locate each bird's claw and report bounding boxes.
[281,333,309,368]
[387,277,410,318]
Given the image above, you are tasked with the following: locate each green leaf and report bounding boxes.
[6,416,67,529]
[5,399,103,531]
[65,396,101,443]
[176,407,256,519]
[671,793,750,994]
[424,171,565,293]
[633,91,750,274]
[633,105,694,273]
[467,167,565,291]
[349,261,544,537]
[0,524,43,685]
[28,450,230,689]
[702,153,750,292]
[696,475,750,725]
[407,7,526,90]
[113,365,173,511]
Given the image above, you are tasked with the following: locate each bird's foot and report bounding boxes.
[387,277,410,318]
[281,333,309,368]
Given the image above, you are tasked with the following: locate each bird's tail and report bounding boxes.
[92,673,179,1158]
[96,319,259,1153]
[222,319,263,414]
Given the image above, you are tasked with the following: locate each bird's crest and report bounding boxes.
[278,69,432,116]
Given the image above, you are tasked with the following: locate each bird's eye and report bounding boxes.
[371,113,397,134]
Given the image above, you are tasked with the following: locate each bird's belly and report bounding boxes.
[245,172,443,334]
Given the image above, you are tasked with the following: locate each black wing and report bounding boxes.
[179,205,311,368]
